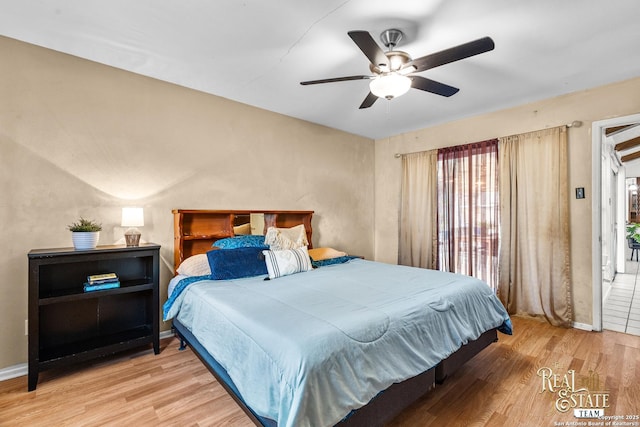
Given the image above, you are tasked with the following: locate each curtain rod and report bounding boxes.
[393,120,583,158]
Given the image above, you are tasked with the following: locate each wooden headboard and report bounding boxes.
[172,209,314,271]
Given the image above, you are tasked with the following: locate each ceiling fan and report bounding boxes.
[300,29,495,109]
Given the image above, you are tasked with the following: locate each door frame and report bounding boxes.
[592,113,640,331]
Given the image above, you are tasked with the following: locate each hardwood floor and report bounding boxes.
[1,316,639,426]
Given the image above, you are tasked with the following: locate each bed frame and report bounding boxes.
[171,209,498,426]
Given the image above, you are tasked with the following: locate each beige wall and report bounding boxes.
[374,76,640,325]
[0,36,374,369]
[3,32,640,372]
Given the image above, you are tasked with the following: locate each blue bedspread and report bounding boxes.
[165,259,511,427]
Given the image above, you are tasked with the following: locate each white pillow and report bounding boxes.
[176,253,211,276]
[264,224,308,250]
[263,246,313,279]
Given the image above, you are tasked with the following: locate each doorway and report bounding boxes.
[592,113,640,333]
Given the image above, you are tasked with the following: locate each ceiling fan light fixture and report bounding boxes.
[300,30,493,109]
[369,74,411,100]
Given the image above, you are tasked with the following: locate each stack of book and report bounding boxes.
[84,273,120,292]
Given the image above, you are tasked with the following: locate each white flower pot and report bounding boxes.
[72,231,100,250]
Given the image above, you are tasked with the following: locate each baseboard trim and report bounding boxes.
[572,322,594,331]
[0,363,27,382]
[0,330,175,383]
[160,329,174,340]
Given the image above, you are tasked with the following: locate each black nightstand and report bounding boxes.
[27,243,160,391]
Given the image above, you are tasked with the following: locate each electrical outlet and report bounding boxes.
[25,319,28,336]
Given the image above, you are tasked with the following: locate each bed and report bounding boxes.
[166,209,512,427]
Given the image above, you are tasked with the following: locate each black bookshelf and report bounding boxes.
[28,243,160,391]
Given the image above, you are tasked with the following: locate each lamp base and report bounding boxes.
[124,229,141,247]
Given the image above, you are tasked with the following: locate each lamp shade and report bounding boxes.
[121,207,144,227]
[369,74,411,100]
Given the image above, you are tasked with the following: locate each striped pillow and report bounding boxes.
[262,246,313,279]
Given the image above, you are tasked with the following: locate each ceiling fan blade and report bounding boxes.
[410,37,495,72]
[359,92,378,109]
[348,31,389,69]
[410,76,460,97]
[300,75,372,85]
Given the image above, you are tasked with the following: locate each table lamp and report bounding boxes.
[121,207,144,247]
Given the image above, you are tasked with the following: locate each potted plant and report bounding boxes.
[627,223,640,243]
[68,217,102,250]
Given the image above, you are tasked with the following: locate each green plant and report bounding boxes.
[67,217,102,232]
[626,223,640,243]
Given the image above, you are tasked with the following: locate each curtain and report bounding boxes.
[438,139,500,290]
[498,126,572,327]
[399,150,438,269]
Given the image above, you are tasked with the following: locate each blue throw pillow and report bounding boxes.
[311,256,360,268]
[206,247,268,280]
[213,235,268,249]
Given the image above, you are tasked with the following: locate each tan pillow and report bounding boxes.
[176,254,211,276]
[308,247,348,261]
[264,224,308,250]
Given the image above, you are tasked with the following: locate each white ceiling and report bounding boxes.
[2,0,640,139]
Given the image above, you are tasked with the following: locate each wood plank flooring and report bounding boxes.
[1,316,639,426]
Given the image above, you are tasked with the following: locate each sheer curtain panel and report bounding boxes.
[498,126,572,327]
[399,150,439,269]
[437,139,499,290]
